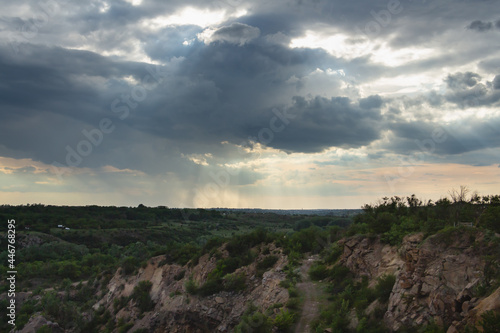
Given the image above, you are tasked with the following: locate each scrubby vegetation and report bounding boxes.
[309,188,500,333]
[353,189,500,245]
[1,188,499,332]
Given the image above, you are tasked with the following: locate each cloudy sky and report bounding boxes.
[0,0,499,209]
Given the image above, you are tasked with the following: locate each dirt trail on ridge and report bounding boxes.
[294,255,324,333]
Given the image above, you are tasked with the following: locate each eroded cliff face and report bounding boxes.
[338,231,500,332]
[94,243,289,332]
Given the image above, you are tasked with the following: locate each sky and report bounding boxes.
[0,0,499,209]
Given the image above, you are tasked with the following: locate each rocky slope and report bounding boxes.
[94,243,289,332]
[338,230,500,332]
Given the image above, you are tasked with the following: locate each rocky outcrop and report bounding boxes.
[447,286,500,332]
[16,233,61,249]
[338,235,403,287]
[16,313,63,333]
[385,232,485,331]
[338,231,499,331]
[95,243,289,332]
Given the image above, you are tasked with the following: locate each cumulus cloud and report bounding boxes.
[445,72,482,89]
[443,72,500,108]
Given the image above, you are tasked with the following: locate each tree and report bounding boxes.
[449,185,471,203]
[449,186,471,226]
[371,212,397,234]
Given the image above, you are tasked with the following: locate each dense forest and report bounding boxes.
[0,188,499,332]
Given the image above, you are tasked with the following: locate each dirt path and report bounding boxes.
[294,255,323,333]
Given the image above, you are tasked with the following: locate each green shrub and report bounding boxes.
[479,206,500,233]
[197,278,224,296]
[185,278,198,295]
[374,274,396,303]
[121,256,140,275]
[131,281,154,313]
[226,228,271,256]
[382,217,419,245]
[257,255,279,274]
[345,223,370,236]
[224,272,247,292]
[257,255,278,269]
[286,297,300,310]
[16,313,30,330]
[118,322,134,333]
[209,255,253,281]
[288,287,299,298]
[479,310,500,333]
[273,309,296,331]
[36,326,52,333]
[372,212,398,234]
[174,270,185,281]
[279,280,292,289]
[309,263,329,281]
[324,243,343,264]
[113,296,129,312]
[234,304,272,333]
[329,265,351,281]
[328,299,350,331]
[422,218,447,236]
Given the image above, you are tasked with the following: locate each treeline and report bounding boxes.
[0,205,223,232]
[351,191,500,245]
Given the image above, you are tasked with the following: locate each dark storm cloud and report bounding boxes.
[0,43,147,124]
[445,72,481,88]
[132,37,391,154]
[466,19,500,32]
[493,75,500,90]
[387,117,500,157]
[1,0,500,176]
[0,37,384,169]
[443,72,500,108]
[359,95,383,109]
[264,95,384,153]
[467,20,493,32]
[0,43,182,172]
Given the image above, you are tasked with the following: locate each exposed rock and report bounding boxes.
[365,299,382,319]
[16,233,60,249]
[15,313,63,333]
[347,308,359,331]
[385,232,486,331]
[452,286,500,331]
[337,231,497,332]
[94,243,289,332]
[338,235,404,287]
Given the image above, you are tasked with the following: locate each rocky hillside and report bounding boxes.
[9,226,499,333]
[93,243,290,332]
[338,229,500,332]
